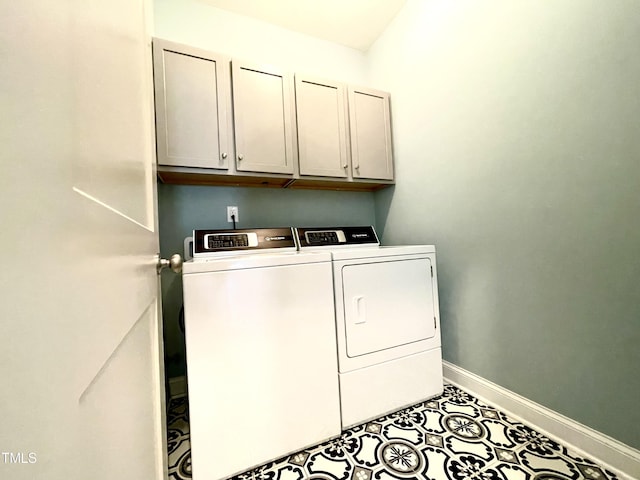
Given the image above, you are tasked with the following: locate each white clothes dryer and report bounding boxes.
[296,226,443,428]
[182,228,341,480]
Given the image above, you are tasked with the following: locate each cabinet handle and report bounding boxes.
[221,152,228,159]
[343,164,348,169]
[238,154,244,161]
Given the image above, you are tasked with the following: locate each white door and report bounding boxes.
[0,1,166,479]
[342,258,437,357]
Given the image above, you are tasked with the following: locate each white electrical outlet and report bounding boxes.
[227,206,239,223]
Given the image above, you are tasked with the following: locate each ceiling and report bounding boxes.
[197,0,407,51]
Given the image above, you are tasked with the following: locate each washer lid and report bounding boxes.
[183,250,332,274]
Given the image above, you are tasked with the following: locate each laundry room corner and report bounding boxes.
[366,0,640,456]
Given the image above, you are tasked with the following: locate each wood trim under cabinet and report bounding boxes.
[158,170,290,188]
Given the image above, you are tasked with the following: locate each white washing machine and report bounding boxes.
[296,226,443,428]
[182,228,341,480]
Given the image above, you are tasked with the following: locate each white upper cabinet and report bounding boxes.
[295,76,349,178]
[153,39,232,169]
[151,38,394,189]
[232,62,295,175]
[348,87,394,181]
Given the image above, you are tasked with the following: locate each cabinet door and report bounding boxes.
[296,76,349,178]
[232,62,295,174]
[153,39,231,169]
[348,87,394,180]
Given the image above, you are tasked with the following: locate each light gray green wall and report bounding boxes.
[369,0,640,449]
[158,184,376,377]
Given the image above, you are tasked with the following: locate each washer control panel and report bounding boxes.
[296,226,379,248]
[193,228,296,257]
[204,232,257,249]
[305,230,346,245]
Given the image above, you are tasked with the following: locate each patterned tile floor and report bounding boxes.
[167,384,620,480]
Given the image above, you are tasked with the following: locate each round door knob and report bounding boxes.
[343,164,348,169]
[238,154,244,161]
[221,152,228,159]
[157,253,183,274]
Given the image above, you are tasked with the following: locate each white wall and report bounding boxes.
[154,0,368,84]
[369,0,640,450]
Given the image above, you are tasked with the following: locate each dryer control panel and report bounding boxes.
[193,227,296,257]
[296,226,379,248]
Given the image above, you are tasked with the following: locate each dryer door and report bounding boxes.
[341,257,436,357]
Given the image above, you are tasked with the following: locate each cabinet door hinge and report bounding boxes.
[434,317,437,329]
[430,265,433,277]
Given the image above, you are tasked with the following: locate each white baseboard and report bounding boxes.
[168,375,187,399]
[443,361,640,480]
